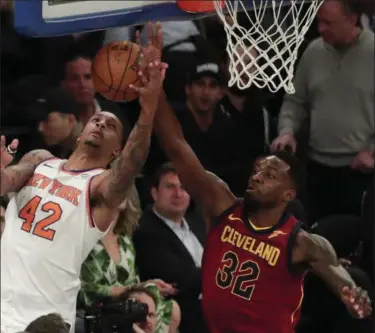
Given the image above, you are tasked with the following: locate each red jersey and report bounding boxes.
[202,203,306,333]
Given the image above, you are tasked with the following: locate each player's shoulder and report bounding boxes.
[212,199,243,226]
[21,149,55,163]
[20,149,55,166]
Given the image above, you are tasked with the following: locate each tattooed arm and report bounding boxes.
[293,231,372,318]
[98,120,153,208]
[293,231,355,294]
[1,149,53,196]
[90,61,166,231]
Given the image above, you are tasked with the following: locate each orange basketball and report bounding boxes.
[92,41,144,102]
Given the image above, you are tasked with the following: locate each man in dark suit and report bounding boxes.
[133,163,208,333]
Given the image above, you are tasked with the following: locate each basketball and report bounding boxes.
[92,41,144,102]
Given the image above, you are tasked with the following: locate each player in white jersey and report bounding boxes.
[0,28,166,332]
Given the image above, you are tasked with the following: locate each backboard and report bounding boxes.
[14,0,210,37]
[13,0,298,37]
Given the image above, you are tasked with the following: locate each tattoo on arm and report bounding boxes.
[105,122,152,205]
[1,149,53,195]
[300,232,355,297]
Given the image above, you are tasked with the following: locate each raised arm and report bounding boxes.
[91,61,165,230]
[136,22,235,219]
[1,136,53,195]
[293,231,372,319]
[154,90,236,218]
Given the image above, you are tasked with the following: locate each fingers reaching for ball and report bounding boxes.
[129,61,168,93]
[129,61,168,113]
[136,21,163,65]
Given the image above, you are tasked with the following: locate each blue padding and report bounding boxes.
[14,1,211,37]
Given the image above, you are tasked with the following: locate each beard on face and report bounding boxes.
[83,139,100,148]
[243,191,278,215]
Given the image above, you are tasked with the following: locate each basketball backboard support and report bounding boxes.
[14,0,211,37]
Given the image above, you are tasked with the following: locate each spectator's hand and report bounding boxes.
[350,150,374,173]
[136,21,163,66]
[270,133,297,153]
[130,61,167,115]
[341,286,372,319]
[148,279,178,296]
[0,136,18,172]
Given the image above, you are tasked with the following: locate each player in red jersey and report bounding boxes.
[139,22,372,333]
[153,95,372,333]
[155,110,372,332]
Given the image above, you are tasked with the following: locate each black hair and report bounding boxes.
[56,51,92,83]
[150,162,178,189]
[25,313,69,333]
[273,150,306,195]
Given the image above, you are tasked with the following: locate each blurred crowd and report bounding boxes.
[1,0,374,332]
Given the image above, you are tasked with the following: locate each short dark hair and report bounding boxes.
[25,313,69,333]
[56,52,92,83]
[274,151,306,195]
[150,162,178,189]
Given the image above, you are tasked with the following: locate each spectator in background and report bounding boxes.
[29,87,82,158]
[25,313,69,333]
[134,163,208,333]
[271,0,374,222]
[172,60,240,194]
[219,44,274,167]
[80,184,180,333]
[59,54,101,125]
[122,286,159,333]
[171,58,270,195]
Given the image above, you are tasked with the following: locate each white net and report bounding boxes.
[214,0,323,94]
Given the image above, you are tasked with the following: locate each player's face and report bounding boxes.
[79,112,123,158]
[317,0,358,45]
[152,172,190,216]
[131,292,157,333]
[244,156,295,210]
[186,76,223,114]
[38,112,75,146]
[62,58,95,105]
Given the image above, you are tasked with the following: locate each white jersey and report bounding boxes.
[1,158,107,333]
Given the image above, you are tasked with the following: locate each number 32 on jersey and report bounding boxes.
[18,196,62,241]
[216,251,260,300]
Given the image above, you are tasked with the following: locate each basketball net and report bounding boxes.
[213,0,323,94]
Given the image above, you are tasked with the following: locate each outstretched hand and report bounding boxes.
[136,21,163,65]
[129,60,167,116]
[0,135,19,172]
[341,286,372,319]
